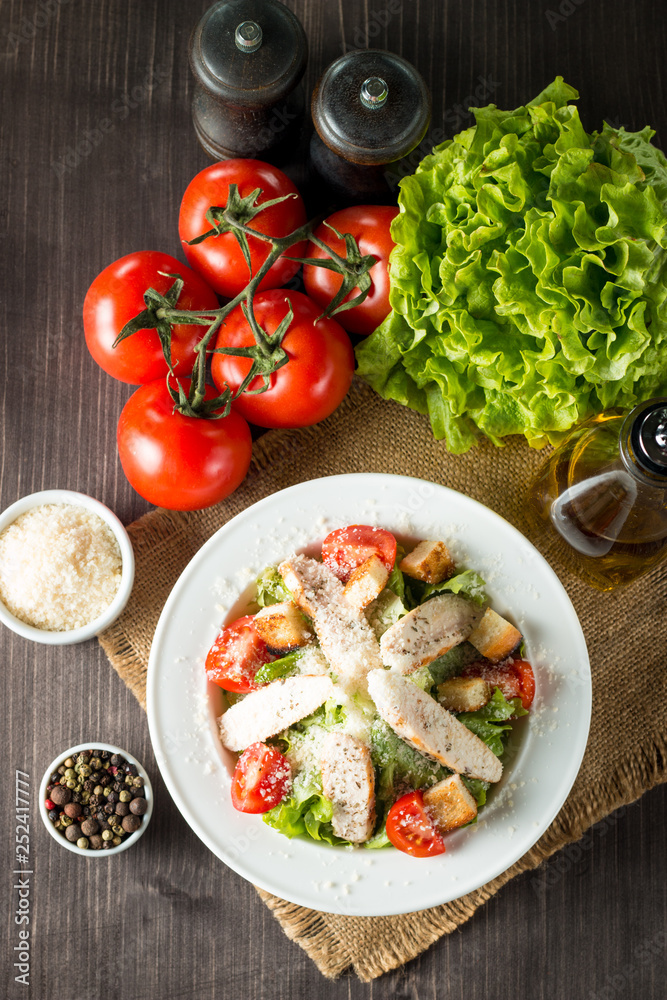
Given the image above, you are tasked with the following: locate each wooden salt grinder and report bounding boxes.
[310,49,431,203]
[189,0,307,161]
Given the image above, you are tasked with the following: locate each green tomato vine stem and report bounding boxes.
[116,192,378,419]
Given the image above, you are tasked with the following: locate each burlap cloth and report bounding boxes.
[99,379,667,981]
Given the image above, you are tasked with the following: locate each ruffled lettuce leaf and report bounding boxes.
[370,718,447,792]
[262,769,347,845]
[255,566,291,607]
[386,560,407,601]
[368,590,407,636]
[462,777,489,808]
[458,688,527,756]
[356,78,667,451]
[427,642,480,685]
[263,702,349,844]
[405,568,488,608]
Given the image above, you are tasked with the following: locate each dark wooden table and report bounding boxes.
[2,1,666,996]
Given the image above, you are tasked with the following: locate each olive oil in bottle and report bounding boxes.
[526,399,667,590]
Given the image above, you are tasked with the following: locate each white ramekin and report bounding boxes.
[39,742,153,856]
[0,489,134,644]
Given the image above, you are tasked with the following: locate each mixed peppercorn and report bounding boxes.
[44,749,148,850]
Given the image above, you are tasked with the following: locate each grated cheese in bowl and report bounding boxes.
[0,503,123,631]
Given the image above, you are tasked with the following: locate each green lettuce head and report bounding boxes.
[355,78,667,452]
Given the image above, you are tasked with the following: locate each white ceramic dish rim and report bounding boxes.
[0,489,135,644]
[38,742,153,856]
[147,472,592,917]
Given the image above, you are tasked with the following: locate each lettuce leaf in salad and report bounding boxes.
[264,701,350,844]
[366,559,409,638]
[366,588,407,639]
[355,78,667,452]
[405,568,488,609]
[423,569,487,604]
[386,560,407,601]
[255,566,291,607]
[458,688,527,757]
[407,665,436,692]
[262,769,347,845]
[370,718,448,794]
[364,820,392,850]
[462,777,490,808]
[289,701,346,738]
[254,649,304,685]
[427,642,480,686]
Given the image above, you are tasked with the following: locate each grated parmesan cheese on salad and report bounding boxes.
[0,503,122,631]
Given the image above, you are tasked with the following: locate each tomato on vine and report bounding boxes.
[303,206,398,336]
[116,378,252,510]
[178,159,307,298]
[211,289,354,428]
[83,251,219,384]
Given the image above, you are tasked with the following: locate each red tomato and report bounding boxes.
[462,658,536,711]
[231,743,292,813]
[179,159,307,298]
[211,290,354,428]
[116,378,252,510]
[510,659,536,710]
[205,616,271,693]
[386,790,447,858]
[321,524,397,581]
[83,251,219,384]
[302,205,398,336]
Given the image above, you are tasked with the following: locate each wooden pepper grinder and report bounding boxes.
[189,0,308,161]
[310,49,431,203]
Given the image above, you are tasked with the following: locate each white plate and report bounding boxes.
[147,473,591,917]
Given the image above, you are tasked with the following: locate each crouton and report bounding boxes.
[380,593,479,673]
[343,554,389,610]
[399,540,456,584]
[468,607,522,662]
[321,732,376,843]
[437,676,491,713]
[254,601,312,655]
[367,668,502,782]
[423,774,478,833]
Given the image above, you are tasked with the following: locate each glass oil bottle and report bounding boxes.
[525,398,667,590]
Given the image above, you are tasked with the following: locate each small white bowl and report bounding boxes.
[0,489,134,645]
[39,743,153,856]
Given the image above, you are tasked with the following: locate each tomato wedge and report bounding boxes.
[321,524,397,582]
[511,659,536,710]
[205,616,271,693]
[462,658,536,710]
[231,743,292,813]
[386,790,447,858]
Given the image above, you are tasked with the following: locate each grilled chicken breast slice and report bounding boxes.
[321,732,376,842]
[380,593,479,673]
[278,555,383,688]
[218,675,335,752]
[367,668,502,783]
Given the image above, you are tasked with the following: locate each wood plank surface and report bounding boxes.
[1,0,666,997]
